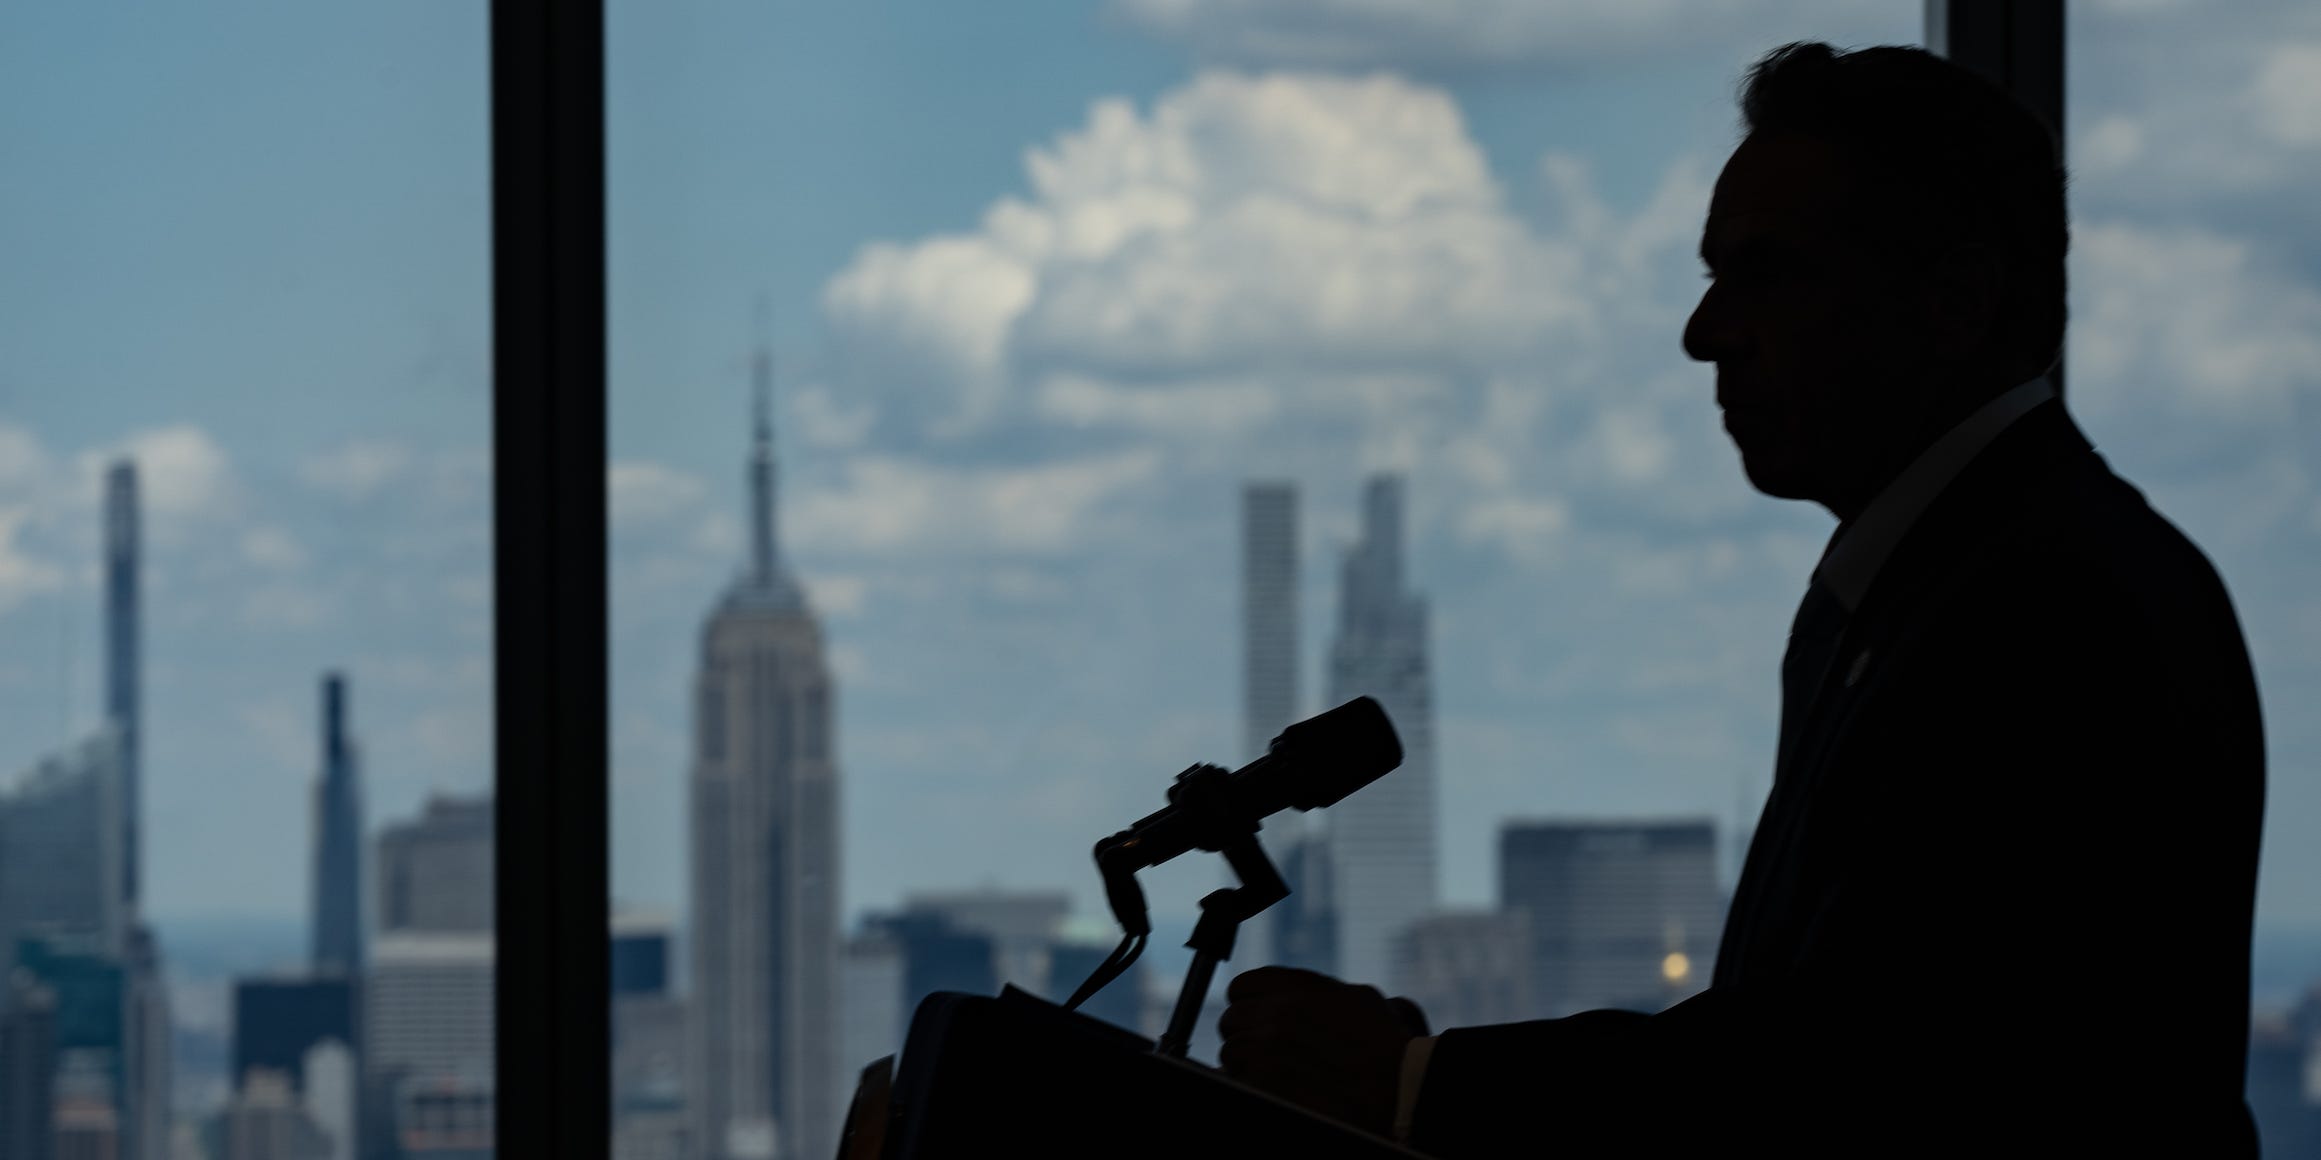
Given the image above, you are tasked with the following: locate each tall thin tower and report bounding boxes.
[103,461,139,909]
[1324,475,1437,987]
[1241,482,1299,762]
[311,672,364,975]
[1240,483,1301,969]
[690,335,841,1160]
[102,459,170,1160]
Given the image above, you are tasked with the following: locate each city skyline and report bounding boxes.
[3,3,2318,941]
[5,0,2321,1151]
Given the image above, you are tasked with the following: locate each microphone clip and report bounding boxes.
[1100,764,1292,1060]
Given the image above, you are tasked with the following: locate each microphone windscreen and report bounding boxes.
[1269,696,1402,811]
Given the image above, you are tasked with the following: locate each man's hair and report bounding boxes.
[1740,42,2069,381]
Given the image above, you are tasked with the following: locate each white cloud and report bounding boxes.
[0,425,48,492]
[817,68,1744,589]
[824,72,1597,435]
[790,383,878,450]
[1115,0,1892,73]
[822,236,1039,433]
[88,425,235,523]
[2070,5,2321,208]
[800,572,867,617]
[2073,221,2321,431]
[789,451,1163,555]
[1457,495,1570,563]
[2251,41,2321,147]
[1592,406,1677,487]
[2080,115,2146,174]
[0,507,64,614]
[1033,373,1281,435]
[239,526,307,571]
[608,461,710,531]
[300,439,411,501]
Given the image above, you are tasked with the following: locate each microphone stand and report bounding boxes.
[1157,828,1287,1059]
[1093,762,1291,1060]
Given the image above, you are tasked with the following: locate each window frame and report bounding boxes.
[491,2,609,1159]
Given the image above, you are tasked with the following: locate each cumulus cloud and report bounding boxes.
[0,426,48,492]
[790,384,878,450]
[1115,0,1886,74]
[300,439,411,501]
[2073,221,2321,435]
[2071,1,2321,215]
[609,461,710,531]
[824,72,1596,435]
[84,425,236,524]
[2251,41,2321,148]
[2079,116,2146,174]
[0,507,64,614]
[239,526,307,571]
[788,451,1163,555]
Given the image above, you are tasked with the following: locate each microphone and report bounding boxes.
[1096,696,1403,876]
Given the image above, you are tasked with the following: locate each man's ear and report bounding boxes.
[1926,242,2005,365]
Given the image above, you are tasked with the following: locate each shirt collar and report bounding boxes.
[1812,375,2057,612]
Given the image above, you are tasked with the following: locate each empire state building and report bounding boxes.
[689,343,840,1160]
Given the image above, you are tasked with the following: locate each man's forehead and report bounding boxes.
[1717,132,1856,218]
[1706,132,1855,228]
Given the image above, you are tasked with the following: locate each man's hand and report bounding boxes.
[1215,966,1428,1138]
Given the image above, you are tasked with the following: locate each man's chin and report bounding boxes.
[1735,448,1814,501]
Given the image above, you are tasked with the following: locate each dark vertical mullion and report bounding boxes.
[491,1,608,1159]
[1926,0,2067,399]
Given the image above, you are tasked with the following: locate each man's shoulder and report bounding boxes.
[2004,458,2236,624]
[1916,455,2252,696]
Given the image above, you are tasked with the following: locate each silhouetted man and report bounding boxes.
[1217,42,2264,1157]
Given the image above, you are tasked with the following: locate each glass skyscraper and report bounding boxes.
[1323,475,1439,989]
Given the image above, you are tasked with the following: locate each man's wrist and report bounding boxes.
[1393,1034,1438,1143]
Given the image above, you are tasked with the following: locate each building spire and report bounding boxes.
[749,299,779,586]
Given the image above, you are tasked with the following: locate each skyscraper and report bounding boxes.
[837,933,905,1079]
[376,796,493,935]
[0,971,57,1160]
[219,1068,332,1160]
[104,461,138,911]
[1239,483,1301,969]
[15,457,170,1160]
[1241,483,1299,764]
[232,977,358,1097]
[900,889,1067,994]
[1389,911,1531,1031]
[1323,475,1437,987]
[0,729,127,967]
[689,340,840,1160]
[365,933,494,1156]
[1499,820,1722,1016]
[310,673,363,976]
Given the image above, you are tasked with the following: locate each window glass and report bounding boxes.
[0,6,492,1158]
[2067,0,2321,1144]
[604,5,1976,1156]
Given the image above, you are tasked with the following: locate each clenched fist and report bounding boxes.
[1215,966,1429,1138]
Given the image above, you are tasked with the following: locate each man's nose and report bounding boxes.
[1682,281,1743,365]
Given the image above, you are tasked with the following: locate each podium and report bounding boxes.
[840,986,1425,1159]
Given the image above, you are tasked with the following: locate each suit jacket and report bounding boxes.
[1409,399,2265,1157]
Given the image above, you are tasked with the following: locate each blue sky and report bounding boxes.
[4,0,2320,984]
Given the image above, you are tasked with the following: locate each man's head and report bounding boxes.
[1683,43,2068,516]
